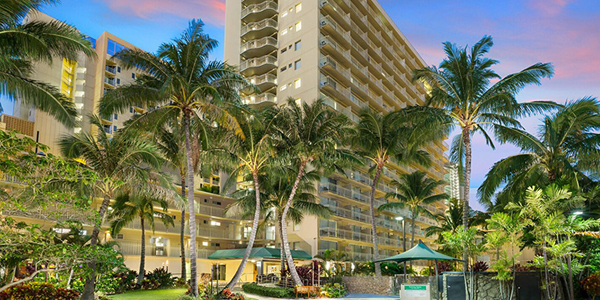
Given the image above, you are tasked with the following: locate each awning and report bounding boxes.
[375,241,462,263]
[208,247,312,260]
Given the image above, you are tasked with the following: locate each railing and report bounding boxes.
[241,37,277,53]
[319,15,350,41]
[105,65,116,74]
[241,1,277,19]
[320,56,350,79]
[320,35,351,62]
[244,92,277,105]
[104,77,115,86]
[320,0,350,25]
[241,19,278,36]
[240,55,277,71]
[248,73,277,86]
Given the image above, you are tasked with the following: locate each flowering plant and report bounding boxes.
[582,273,600,297]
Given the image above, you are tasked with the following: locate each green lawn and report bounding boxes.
[108,288,187,300]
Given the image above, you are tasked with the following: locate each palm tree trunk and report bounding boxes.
[462,128,471,272]
[281,160,308,286]
[81,193,112,300]
[370,163,384,277]
[183,113,199,297]
[138,215,146,286]
[225,169,262,289]
[411,209,416,270]
[277,213,286,280]
[180,176,187,281]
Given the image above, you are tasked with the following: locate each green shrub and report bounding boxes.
[242,283,294,298]
[321,283,347,298]
[0,282,79,300]
[144,267,175,289]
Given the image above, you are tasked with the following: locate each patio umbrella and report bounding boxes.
[375,240,462,299]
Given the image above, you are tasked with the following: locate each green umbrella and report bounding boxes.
[375,241,461,263]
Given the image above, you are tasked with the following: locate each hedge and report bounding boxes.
[242,283,294,298]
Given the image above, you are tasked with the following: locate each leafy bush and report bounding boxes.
[185,283,207,297]
[221,288,245,300]
[144,267,175,289]
[175,277,188,288]
[96,275,120,294]
[356,261,416,276]
[242,283,294,298]
[472,261,489,272]
[321,283,347,298]
[582,273,600,298]
[436,261,453,274]
[297,264,321,284]
[0,282,79,300]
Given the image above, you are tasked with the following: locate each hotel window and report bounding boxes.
[281,66,287,72]
[295,3,302,12]
[131,73,135,79]
[113,125,117,132]
[281,28,288,36]
[210,220,221,226]
[294,78,301,89]
[294,59,301,70]
[116,78,121,85]
[295,40,301,51]
[129,107,133,113]
[117,66,121,73]
[295,21,302,32]
[295,98,301,106]
[282,11,288,18]
[280,85,287,91]
[113,114,118,120]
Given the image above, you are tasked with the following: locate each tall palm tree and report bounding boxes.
[380,171,447,249]
[108,192,174,286]
[0,0,95,125]
[99,20,251,296]
[412,35,554,268]
[60,115,165,299]
[352,108,442,276]
[228,165,330,281]
[221,107,275,289]
[273,98,356,285]
[424,198,487,244]
[479,97,600,209]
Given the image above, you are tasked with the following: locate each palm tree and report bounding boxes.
[108,192,174,286]
[380,171,447,250]
[273,98,356,285]
[59,115,164,299]
[412,35,554,268]
[314,249,349,277]
[352,108,442,276]
[228,164,330,281]
[0,0,95,125]
[220,107,275,289]
[479,97,600,209]
[98,20,251,296]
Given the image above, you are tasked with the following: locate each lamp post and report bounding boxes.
[395,216,406,283]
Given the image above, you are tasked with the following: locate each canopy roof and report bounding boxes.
[375,241,462,263]
[208,247,312,260]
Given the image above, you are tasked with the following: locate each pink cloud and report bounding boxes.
[102,0,226,27]
[529,0,573,15]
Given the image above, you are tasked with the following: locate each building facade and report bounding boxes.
[224,0,449,267]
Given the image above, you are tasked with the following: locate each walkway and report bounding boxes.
[237,291,398,300]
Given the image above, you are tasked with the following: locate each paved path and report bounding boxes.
[238,291,398,300]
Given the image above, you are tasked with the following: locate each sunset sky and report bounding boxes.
[3,0,599,210]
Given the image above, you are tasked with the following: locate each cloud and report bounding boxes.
[529,0,573,15]
[102,0,226,27]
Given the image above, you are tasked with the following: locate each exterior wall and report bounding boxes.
[342,276,395,295]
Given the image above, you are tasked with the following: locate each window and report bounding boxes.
[131,73,135,79]
[116,78,121,85]
[281,47,287,54]
[295,21,302,31]
[294,78,302,89]
[280,66,287,72]
[294,59,301,70]
[212,201,222,205]
[116,234,124,240]
[282,28,288,35]
[117,66,121,73]
[282,11,288,18]
[113,114,118,120]
[210,220,221,226]
[212,264,226,281]
[129,107,133,113]
[295,3,302,12]
[280,85,287,91]
[295,98,301,106]
[202,241,208,246]
[295,40,301,51]
[113,125,117,132]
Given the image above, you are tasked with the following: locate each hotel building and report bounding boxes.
[224,0,448,266]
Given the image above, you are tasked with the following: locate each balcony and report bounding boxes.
[241,37,277,57]
[243,92,277,106]
[319,56,351,86]
[104,77,115,87]
[319,15,350,46]
[105,65,116,76]
[319,35,351,64]
[319,0,350,29]
[240,55,277,76]
[248,73,277,90]
[241,1,277,22]
[350,42,368,65]
[320,75,351,103]
[241,19,278,40]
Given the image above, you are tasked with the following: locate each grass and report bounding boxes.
[108,288,187,300]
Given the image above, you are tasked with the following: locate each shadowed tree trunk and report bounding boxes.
[81,193,112,300]
[180,177,187,281]
[137,215,146,286]
[225,170,262,289]
[281,161,308,286]
[370,162,384,277]
[183,113,199,296]
[462,129,471,272]
[277,213,286,280]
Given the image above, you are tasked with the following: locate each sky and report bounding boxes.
[2,0,599,211]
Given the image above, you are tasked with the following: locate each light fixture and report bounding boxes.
[395,216,404,221]
[573,211,584,215]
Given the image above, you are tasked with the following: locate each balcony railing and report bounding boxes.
[105,65,116,74]
[243,92,277,105]
[241,1,277,20]
[241,37,277,54]
[241,19,278,36]
[240,55,277,72]
[248,73,277,87]
[104,77,115,86]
